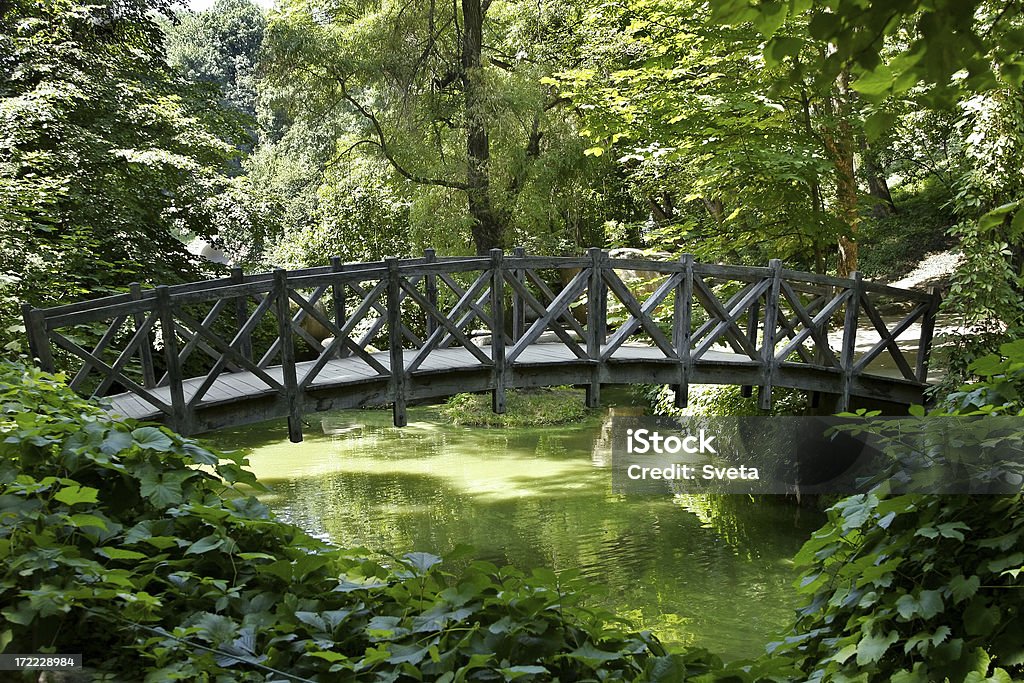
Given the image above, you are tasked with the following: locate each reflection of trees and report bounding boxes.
[210,406,825,660]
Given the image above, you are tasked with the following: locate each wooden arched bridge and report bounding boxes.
[22,249,941,442]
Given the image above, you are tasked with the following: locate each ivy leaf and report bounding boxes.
[856,629,898,665]
[185,534,225,555]
[96,547,146,560]
[500,665,548,680]
[565,642,624,667]
[401,551,442,575]
[131,427,174,452]
[54,485,99,506]
[949,574,980,603]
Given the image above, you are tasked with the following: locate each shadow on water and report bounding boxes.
[204,405,825,661]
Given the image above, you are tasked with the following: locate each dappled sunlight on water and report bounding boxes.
[206,405,824,661]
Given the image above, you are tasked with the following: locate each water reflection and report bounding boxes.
[205,406,823,660]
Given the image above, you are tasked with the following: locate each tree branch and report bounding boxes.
[337,78,469,190]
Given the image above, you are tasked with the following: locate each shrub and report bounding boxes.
[440,388,594,427]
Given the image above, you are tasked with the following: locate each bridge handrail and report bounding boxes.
[21,248,942,440]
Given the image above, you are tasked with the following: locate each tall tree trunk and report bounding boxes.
[822,68,858,277]
[462,0,502,254]
[858,136,897,218]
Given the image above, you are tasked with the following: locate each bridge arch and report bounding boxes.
[22,249,941,442]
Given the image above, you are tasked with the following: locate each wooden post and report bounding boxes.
[274,269,303,443]
[673,254,694,408]
[386,258,407,427]
[424,249,438,338]
[156,286,187,433]
[230,267,252,364]
[330,256,347,358]
[758,259,782,411]
[130,283,156,388]
[839,271,863,412]
[740,295,760,398]
[916,285,941,384]
[585,247,605,408]
[21,304,55,372]
[512,246,526,342]
[490,249,506,414]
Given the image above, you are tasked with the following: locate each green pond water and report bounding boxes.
[205,403,825,661]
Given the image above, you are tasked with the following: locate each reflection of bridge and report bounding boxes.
[22,249,940,442]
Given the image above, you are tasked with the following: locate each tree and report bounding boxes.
[547,1,850,271]
[260,0,624,256]
[164,0,266,121]
[0,0,247,355]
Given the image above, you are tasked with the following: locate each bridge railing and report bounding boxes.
[22,249,940,439]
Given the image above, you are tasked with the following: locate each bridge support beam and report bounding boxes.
[387,258,408,427]
[490,249,507,414]
[838,272,863,412]
[274,269,304,443]
[757,259,783,411]
[585,248,607,409]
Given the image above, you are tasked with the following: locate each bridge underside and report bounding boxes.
[105,343,925,436]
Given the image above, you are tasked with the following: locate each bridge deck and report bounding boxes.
[104,340,924,426]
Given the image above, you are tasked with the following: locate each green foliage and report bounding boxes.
[769,346,1024,681]
[440,388,594,427]
[163,0,266,121]
[708,1,1024,108]
[549,0,841,269]
[0,0,247,356]
[638,383,809,418]
[0,360,701,680]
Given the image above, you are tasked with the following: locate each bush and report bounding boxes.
[440,388,594,427]
[0,361,690,681]
[769,343,1024,682]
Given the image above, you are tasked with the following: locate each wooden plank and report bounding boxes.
[512,246,526,342]
[600,267,679,361]
[861,279,933,302]
[231,268,253,363]
[691,276,761,358]
[857,294,919,379]
[132,283,157,388]
[174,307,284,391]
[673,254,694,408]
[586,248,605,407]
[523,268,588,340]
[917,286,941,382]
[386,259,407,427]
[403,271,494,372]
[69,313,128,392]
[758,259,782,410]
[424,249,438,337]
[838,272,862,411]
[274,270,303,443]
[774,280,841,367]
[854,300,928,379]
[490,250,507,414]
[506,270,589,362]
[693,263,771,280]
[156,285,186,428]
[693,279,767,361]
